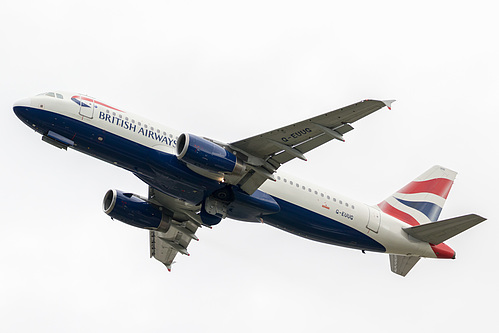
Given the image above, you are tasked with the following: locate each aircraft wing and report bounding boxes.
[147,186,203,271]
[229,99,394,194]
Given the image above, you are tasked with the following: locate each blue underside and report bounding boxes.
[14,106,386,253]
[263,198,385,252]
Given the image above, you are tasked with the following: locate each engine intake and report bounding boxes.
[176,133,244,176]
[103,189,170,232]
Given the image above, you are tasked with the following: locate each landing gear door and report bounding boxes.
[367,207,381,233]
[77,96,94,119]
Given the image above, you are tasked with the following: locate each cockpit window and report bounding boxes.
[37,92,63,99]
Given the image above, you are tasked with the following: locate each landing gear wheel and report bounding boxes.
[212,186,234,202]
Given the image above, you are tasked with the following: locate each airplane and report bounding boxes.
[13,91,486,276]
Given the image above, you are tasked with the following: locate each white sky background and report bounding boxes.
[1,0,498,331]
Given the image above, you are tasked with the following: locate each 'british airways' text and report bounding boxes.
[99,111,176,146]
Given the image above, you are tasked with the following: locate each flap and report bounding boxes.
[147,186,202,271]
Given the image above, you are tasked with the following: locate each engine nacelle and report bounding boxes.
[103,189,170,232]
[176,133,244,176]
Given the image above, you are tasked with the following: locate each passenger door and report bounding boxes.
[77,96,94,119]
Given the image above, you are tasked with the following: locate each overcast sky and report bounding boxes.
[1,1,498,332]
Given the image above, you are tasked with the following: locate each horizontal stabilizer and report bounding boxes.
[389,254,420,277]
[403,214,486,245]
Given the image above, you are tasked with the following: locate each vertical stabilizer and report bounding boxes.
[378,166,457,226]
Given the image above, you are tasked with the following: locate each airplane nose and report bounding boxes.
[13,97,33,124]
[13,97,32,108]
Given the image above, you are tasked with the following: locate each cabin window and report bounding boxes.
[290,181,293,185]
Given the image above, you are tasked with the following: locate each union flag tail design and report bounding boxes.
[378,166,457,226]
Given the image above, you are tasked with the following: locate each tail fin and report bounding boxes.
[381,166,487,277]
[378,165,457,226]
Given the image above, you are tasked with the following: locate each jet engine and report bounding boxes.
[103,189,170,232]
[176,133,245,177]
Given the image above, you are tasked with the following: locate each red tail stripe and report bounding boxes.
[398,178,453,199]
[378,201,420,226]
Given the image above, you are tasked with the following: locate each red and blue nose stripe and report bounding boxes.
[71,95,125,113]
